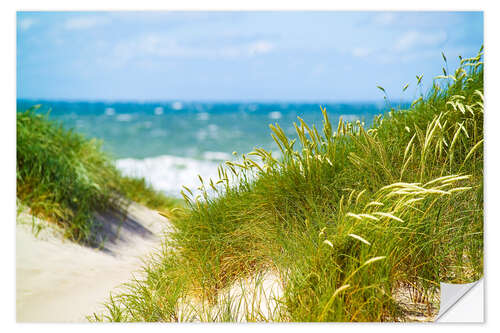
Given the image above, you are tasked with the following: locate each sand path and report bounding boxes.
[16,202,172,322]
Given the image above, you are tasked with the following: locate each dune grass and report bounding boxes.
[16,108,179,244]
[92,48,483,322]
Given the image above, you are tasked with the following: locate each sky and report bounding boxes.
[16,11,483,102]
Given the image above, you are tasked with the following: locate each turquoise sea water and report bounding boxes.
[17,100,404,196]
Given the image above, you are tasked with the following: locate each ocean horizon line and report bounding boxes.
[16,98,412,105]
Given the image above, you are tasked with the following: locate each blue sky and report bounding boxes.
[17,11,483,102]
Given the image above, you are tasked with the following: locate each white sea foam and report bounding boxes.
[171,102,183,110]
[75,120,86,128]
[154,106,164,115]
[116,154,225,197]
[269,111,282,119]
[116,114,133,122]
[196,112,209,121]
[339,114,360,122]
[203,151,232,161]
[105,107,115,116]
[207,124,218,134]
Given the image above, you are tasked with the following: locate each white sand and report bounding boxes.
[177,271,285,322]
[16,202,171,322]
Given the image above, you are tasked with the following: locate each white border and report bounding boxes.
[3,1,497,332]
[4,0,489,10]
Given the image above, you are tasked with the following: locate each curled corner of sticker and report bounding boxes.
[435,278,484,322]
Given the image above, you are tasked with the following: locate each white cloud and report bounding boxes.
[394,30,447,52]
[373,13,396,26]
[218,40,274,58]
[19,18,36,31]
[107,35,275,66]
[247,41,274,56]
[352,47,373,58]
[64,16,109,30]
[345,29,448,65]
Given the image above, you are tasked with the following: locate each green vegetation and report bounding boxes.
[93,48,483,322]
[17,108,178,244]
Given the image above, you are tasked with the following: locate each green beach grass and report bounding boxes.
[16,107,180,245]
[90,48,483,322]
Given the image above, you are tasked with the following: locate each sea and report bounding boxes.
[16,100,402,197]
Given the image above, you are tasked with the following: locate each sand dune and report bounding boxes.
[16,202,171,322]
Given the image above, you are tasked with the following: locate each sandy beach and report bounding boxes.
[16,202,171,322]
